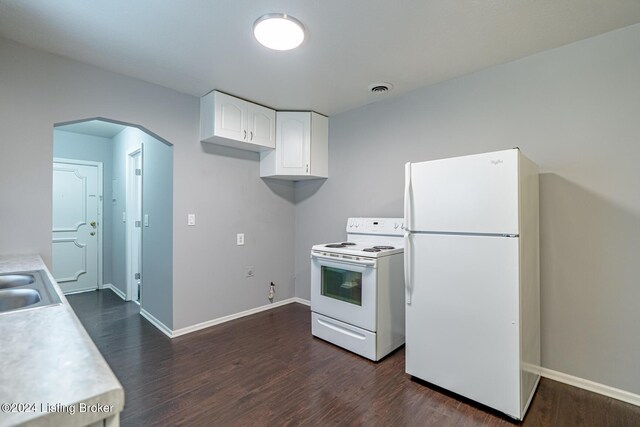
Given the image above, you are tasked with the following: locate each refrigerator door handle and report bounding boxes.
[404,162,412,231]
[404,231,412,305]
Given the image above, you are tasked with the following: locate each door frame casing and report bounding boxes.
[125,146,143,302]
[52,157,104,290]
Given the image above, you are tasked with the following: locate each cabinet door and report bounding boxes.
[277,112,310,175]
[214,92,247,142]
[247,103,275,149]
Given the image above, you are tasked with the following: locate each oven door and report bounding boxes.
[311,252,377,332]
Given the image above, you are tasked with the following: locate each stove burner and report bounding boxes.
[362,248,381,252]
[325,244,346,248]
[373,246,395,250]
[341,242,356,246]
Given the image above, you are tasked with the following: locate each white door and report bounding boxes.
[52,161,100,293]
[277,112,309,176]
[405,233,521,418]
[247,103,275,148]
[127,148,143,302]
[406,149,519,234]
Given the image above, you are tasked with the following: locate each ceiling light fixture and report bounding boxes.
[253,13,305,51]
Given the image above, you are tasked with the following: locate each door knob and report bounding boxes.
[90,231,96,236]
[90,221,97,228]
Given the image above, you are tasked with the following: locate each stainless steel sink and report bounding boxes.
[0,270,62,314]
[0,289,41,311]
[0,274,35,289]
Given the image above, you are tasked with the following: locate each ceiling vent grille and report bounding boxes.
[368,82,393,93]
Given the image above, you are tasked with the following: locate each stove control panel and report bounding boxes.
[346,217,404,236]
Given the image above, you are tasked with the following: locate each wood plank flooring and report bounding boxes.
[67,290,640,426]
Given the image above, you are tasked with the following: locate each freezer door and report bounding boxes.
[406,149,519,234]
[405,233,521,418]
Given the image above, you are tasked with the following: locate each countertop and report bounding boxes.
[0,255,124,427]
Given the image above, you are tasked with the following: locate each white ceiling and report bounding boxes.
[1,1,639,116]
[55,120,127,138]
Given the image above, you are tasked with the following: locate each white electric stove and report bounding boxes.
[310,217,405,361]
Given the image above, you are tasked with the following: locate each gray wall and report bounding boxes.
[172,146,295,329]
[53,130,114,285]
[0,37,295,331]
[295,23,640,395]
[139,128,173,328]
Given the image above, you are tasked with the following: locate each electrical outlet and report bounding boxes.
[245,266,254,278]
[187,214,195,226]
[237,233,245,245]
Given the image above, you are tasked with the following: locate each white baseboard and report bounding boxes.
[64,288,98,295]
[541,367,640,407]
[140,297,309,339]
[171,297,308,338]
[103,283,126,301]
[521,375,540,418]
[140,308,173,338]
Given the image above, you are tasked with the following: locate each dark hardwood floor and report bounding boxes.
[67,290,640,426]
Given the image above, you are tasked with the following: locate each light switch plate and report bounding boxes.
[144,214,149,227]
[187,214,196,226]
[237,233,245,246]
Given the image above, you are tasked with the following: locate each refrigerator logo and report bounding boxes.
[490,159,503,165]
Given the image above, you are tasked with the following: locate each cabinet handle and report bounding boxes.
[306,164,309,173]
[244,130,247,140]
[250,131,253,141]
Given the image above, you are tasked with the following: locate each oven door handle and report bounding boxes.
[311,253,376,267]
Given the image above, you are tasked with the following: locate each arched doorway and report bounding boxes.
[51,117,173,327]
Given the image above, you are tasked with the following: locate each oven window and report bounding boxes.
[321,266,362,306]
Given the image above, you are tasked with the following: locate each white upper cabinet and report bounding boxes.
[260,111,328,180]
[247,103,276,148]
[200,91,275,151]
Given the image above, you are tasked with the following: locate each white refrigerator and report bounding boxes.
[403,148,541,420]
